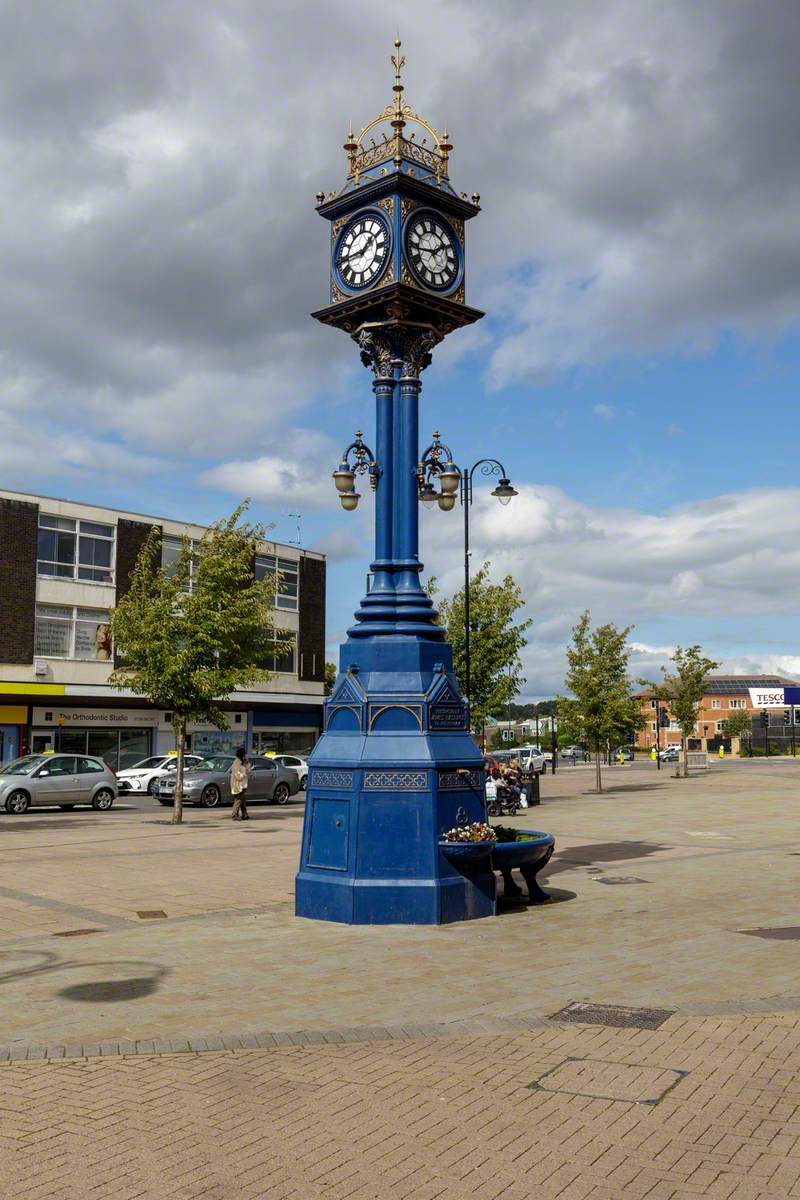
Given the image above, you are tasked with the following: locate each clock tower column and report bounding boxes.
[295,42,492,924]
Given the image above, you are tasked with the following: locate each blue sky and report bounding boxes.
[1,1,799,697]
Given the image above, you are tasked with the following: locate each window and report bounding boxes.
[263,629,296,674]
[650,699,657,709]
[255,555,299,611]
[161,535,198,592]
[37,515,114,583]
[39,756,76,776]
[711,700,721,710]
[77,757,105,773]
[35,605,112,660]
[729,698,746,709]
[651,722,657,732]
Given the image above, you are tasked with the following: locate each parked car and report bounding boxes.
[0,753,117,814]
[270,754,308,789]
[117,754,203,796]
[612,747,634,762]
[659,746,680,762]
[561,746,590,762]
[155,754,300,808]
[493,747,546,775]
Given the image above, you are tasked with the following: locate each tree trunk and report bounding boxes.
[173,718,186,825]
[682,736,689,778]
[595,742,602,793]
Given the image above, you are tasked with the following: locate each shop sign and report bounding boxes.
[748,688,786,708]
[32,707,157,727]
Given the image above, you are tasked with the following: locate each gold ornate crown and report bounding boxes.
[343,37,453,186]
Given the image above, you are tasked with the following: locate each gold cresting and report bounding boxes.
[344,37,453,186]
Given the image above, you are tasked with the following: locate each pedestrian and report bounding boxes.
[231,747,251,821]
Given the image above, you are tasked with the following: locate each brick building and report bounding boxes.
[0,489,326,766]
[635,674,800,752]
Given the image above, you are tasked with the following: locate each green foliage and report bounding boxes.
[434,562,533,732]
[324,661,337,696]
[109,503,288,822]
[720,707,752,742]
[654,645,720,776]
[558,611,645,792]
[506,699,557,720]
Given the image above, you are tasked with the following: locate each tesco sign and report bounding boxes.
[749,689,785,708]
[748,686,800,708]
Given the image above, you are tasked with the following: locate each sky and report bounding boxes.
[2,0,800,698]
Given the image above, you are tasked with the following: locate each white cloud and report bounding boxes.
[201,429,341,511]
[593,403,616,420]
[309,527,367,563]
[421,482,800,697]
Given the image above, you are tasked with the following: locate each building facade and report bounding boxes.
[635,674,800,752]
[0,490,326,766]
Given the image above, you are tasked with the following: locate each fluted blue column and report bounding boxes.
[349,328,442,640]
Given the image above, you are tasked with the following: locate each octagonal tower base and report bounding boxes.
[295,638,492,925]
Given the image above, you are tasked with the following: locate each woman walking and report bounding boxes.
[231,747,251,820]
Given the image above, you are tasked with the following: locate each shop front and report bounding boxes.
[31,707,157,770]
[251,707,321,755]
[0,705,27,763]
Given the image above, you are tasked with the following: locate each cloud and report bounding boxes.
[420,481,800,696]
[201,429,340,511]
[0,0,798,488]
[309,527,368,563]
[593,404,615,421]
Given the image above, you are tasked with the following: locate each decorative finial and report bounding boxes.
[344,118,358,174]
[315,191,325,205]
[390,34,406,164]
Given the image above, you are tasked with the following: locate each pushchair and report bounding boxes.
[485,775,521,817]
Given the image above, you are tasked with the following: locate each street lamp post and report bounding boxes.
[416,438,518,729]
[459,459,517,715]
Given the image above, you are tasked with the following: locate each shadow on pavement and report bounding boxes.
[0,949,168,1004]
[544,841,671,877]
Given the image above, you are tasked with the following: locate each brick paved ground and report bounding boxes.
[1,758,799,1197]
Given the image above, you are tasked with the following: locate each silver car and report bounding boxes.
[156,754,300,808]
[0,754,117,814]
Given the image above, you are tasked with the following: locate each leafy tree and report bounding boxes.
[324,661,337,696]
[109,504,288,824]
[559,611,645,792]
[650,646,720,777]
[434,562,532,735]
[721,707,752,748]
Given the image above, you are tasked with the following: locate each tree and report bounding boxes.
[721,707,752,749]
[652,646,720,778]
[559,611,644,793]
[324,661,337,696]
[434,562,532,735]
[109,504,288,824]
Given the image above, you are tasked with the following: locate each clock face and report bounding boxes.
[404,212,460,291]
[336,213,391,290]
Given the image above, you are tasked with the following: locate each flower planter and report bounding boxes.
[439,840,496,865]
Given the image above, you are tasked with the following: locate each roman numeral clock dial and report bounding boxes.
[404,212,460,291]
[336,214,390,290]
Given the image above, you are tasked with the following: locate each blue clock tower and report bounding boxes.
[295,40,493,924]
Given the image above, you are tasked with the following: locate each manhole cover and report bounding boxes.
[136,910,167,919]
[529,1058,687,1105]
[53,928,103,938]
[551,1002,675,1029]
[738,926,800,941]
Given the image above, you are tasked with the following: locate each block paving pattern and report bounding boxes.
[3,1012,800,1200]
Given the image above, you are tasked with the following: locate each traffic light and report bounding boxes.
[760,710,769,729]
[783,709,792,726]
[659,707,669,728]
